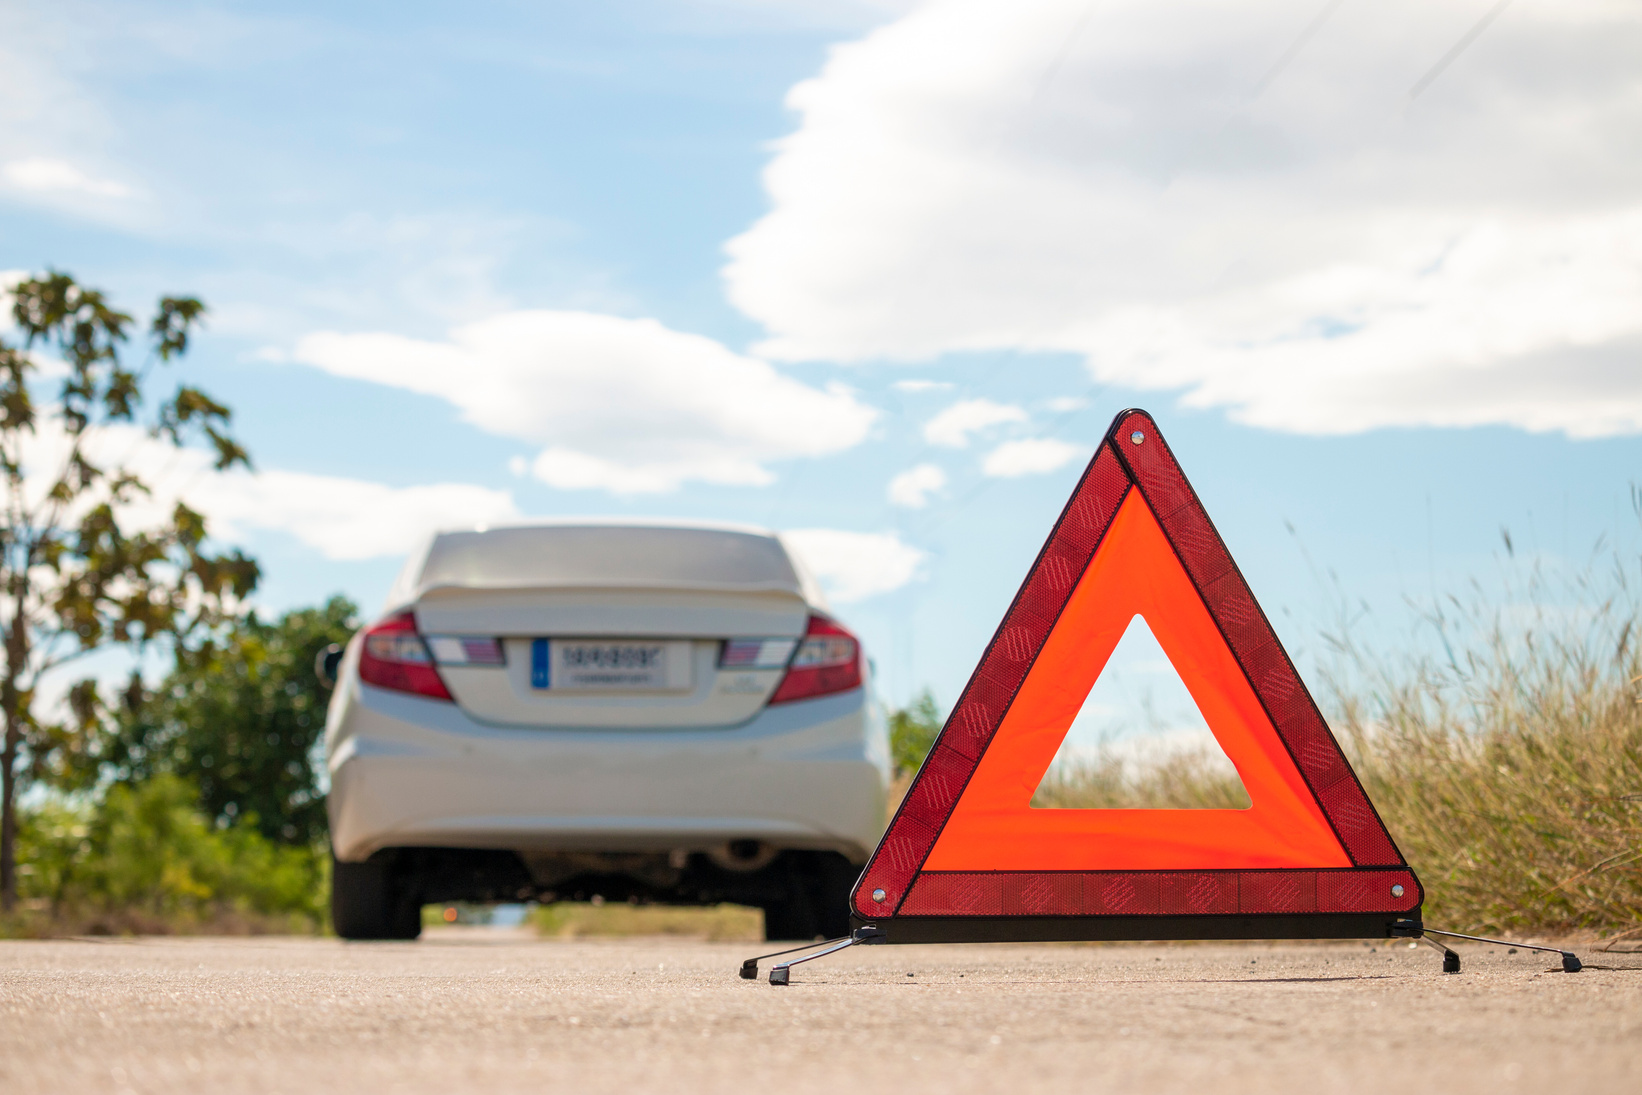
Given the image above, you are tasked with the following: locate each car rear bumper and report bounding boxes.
[326,681,889,863]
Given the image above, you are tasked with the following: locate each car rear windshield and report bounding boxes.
[414,525,802,592]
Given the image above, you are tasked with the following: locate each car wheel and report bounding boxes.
[332,853,423,940]
[760,853,855,940]
[812,888,852,939]
[759,897,817,941]
[810,866,854,939]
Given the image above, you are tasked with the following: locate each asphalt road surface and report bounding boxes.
[3,932,1641,1094]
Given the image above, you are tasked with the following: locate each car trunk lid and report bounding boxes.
[399,523,817,729]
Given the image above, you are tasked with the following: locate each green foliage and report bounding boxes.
[889,689,942,777]
[6,774,325,935]
[113,596,359,845]
[6,272,246,470]
[10,796,88,913]
[0,271,257,910]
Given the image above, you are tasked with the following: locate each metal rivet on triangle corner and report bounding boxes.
[872,888,887,903]
[1391,884,1405,898]
[1129,430,1145,445]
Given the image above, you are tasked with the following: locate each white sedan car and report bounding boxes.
[323,520,890,940]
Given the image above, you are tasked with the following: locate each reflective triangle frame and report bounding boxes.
[853,409,1422,944]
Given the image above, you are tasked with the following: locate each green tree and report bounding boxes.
[0,272,257,911]
[889,688,942,777]
[113,596,358,846]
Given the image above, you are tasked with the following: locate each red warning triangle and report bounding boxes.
[854,409,1420,941]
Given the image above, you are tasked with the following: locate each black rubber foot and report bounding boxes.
[770,967,790,986]
[1562,953,1583,973]
[739,961,758,980]
[1442,951,1461,974]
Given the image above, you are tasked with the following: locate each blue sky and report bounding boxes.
[4,0,1641,728]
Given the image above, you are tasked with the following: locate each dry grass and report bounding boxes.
[531,901,763,942]
[1031,745,1251,810]
[1325,568,1642,940]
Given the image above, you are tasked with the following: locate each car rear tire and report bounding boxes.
[760,854,855,940]
[332,853,423,940]
[759,898,815,941]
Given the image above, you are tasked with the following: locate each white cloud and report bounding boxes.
[892,378,953,393]
[780,528,927,603]
[196,471,518,561]
[724,0,1642,438]
[922,397,1027,447]
[2,157,130,198]
[4,420,517,563]
[0,14,141,226]
[887,462,946,507]
[1045,396,1087,413]
[982,438,1083,478]
[294,310,878,494]
[684,0,918,33]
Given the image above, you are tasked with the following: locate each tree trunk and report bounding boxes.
[1,587,26,913]
[0,717,15,912]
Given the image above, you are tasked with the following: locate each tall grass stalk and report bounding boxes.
[1326,560,1642,940]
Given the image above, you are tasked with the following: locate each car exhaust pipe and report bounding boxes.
[707,840,779,873]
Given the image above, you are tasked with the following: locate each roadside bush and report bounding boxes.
[5,774,325,936]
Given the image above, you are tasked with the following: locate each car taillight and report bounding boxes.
[358,610,453,701]
[769,615,861,704]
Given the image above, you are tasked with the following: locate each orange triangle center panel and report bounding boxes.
[853,410,1421,939]
[926,488,1348,872]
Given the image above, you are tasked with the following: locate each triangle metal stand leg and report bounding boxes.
[1420,927,1582,974]
[738,926,885,985]
[1416,933,1462,973]
[738,937,848,981]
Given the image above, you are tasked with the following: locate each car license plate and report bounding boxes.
[531,639,692,691]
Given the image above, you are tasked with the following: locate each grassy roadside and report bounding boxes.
[531,901,762,941]
[1331,585,1642,939]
